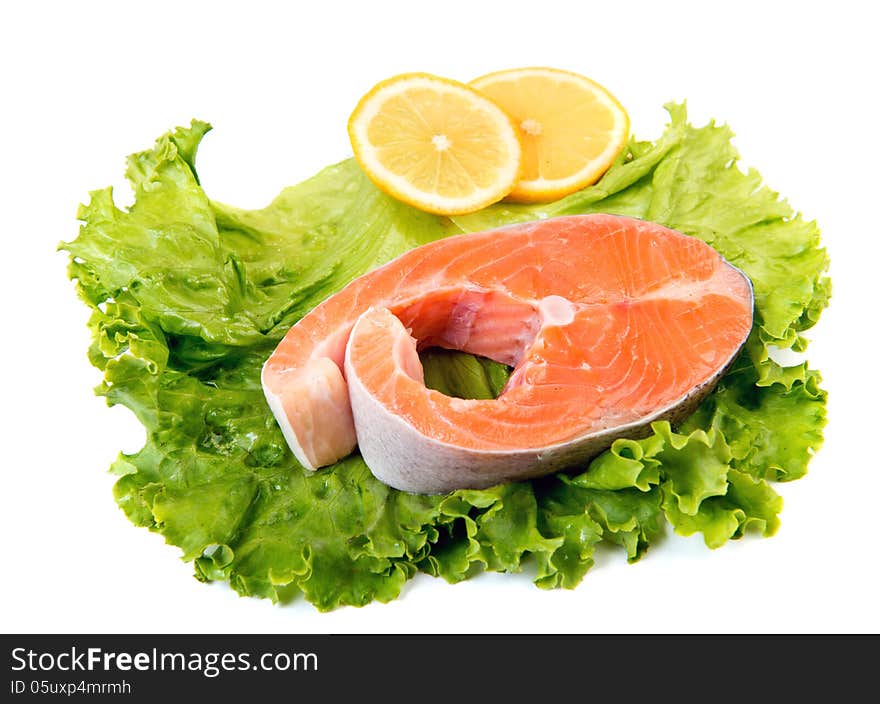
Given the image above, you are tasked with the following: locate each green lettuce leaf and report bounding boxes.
[662,470,783,549]
[421,349,510,400]
[60,105,829,610]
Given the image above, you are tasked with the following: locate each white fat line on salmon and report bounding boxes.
[635,263,748,302]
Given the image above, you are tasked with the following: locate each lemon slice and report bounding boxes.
[348,73,522,215]
[471,67,629,202]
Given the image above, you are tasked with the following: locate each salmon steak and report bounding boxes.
[262,214,754,494]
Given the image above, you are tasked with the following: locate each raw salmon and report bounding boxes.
[262,214,753,494]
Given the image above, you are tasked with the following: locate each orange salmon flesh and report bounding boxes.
[261,214,754,494]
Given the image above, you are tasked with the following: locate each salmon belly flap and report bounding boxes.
[261,214,754,494]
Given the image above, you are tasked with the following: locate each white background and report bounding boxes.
[1,1,877,634]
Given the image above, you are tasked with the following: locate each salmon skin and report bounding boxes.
[262,214,754,494]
